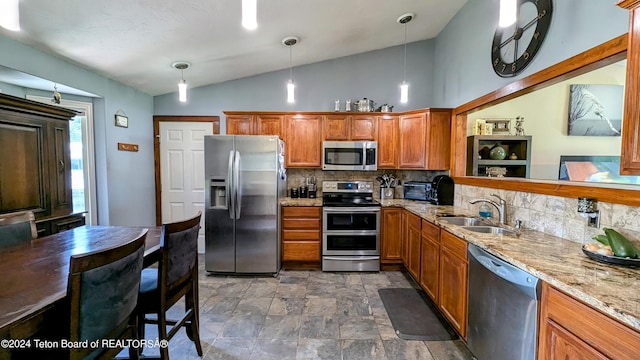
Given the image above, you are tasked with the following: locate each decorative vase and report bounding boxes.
[509,152,518,160]
[489,144,506,160]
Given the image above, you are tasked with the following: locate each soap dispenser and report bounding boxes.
[478,203,492,218]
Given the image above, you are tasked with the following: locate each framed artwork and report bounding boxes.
[568,84,623,136]
[115,114,128,128]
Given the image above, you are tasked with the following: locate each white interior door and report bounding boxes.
[160,122,213,253]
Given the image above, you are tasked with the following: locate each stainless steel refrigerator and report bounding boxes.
[204,135,286,274]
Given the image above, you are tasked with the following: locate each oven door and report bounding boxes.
[322,207,380,256]
[323,207,379,231]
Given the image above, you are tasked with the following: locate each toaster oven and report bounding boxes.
[403,181,432,201]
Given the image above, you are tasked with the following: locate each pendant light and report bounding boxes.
[172,61,190,103]
[397,13,414,104]
[0,0,20,31]
[242,0,257,30]
[282,36,299,104]
[499,0,518,28]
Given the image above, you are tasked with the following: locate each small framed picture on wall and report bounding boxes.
[115,114,129,128]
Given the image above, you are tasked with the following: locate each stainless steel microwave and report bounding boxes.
[322,141,377,171]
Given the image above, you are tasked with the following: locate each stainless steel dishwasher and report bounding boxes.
[467,244,540,360]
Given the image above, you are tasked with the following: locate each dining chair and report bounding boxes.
[0,211,37,248]
[137,212,203,360]
[67,228,147,360]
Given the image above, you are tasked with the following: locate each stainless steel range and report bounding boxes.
[322,181,380,272]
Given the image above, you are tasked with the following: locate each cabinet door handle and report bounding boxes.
[59,160,65,172]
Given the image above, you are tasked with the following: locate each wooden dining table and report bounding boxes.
[0,225,161,353]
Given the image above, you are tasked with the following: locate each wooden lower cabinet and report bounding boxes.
[419,220,440,302]
[281,206,321,266]
[539,282,640,360]
[438,230,468,338]
[406,212,422,281]
[380,208,403,266]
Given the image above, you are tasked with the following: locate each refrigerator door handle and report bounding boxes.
[227,150,235,219]
[234,150,242,219]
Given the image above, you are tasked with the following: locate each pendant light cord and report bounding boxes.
[289,45,293,80]
[403,22,407,82]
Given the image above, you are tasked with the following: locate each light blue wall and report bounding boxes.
[433,0,629,108]
[0,35,156,227]
[154,40,435,131]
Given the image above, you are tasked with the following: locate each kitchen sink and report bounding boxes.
[460,226,517,235]
[438,217,492,227]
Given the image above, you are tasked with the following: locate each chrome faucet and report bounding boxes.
[470,194,507,225]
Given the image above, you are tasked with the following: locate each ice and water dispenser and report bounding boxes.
[209,179,227,209]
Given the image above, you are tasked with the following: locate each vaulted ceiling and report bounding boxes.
[1,0,468,96]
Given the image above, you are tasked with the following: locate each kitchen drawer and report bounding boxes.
[441,230,467,260]
[421,219,440,242]
[282,241,320,261]
[282,207,321,218]
[282,218,321,230]
[283,229,321,241]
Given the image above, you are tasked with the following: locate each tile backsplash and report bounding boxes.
[455,184,640,245]
[287,169,448,196]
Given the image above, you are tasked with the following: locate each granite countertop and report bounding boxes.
[280,197,640,331]
[280,197,322,207]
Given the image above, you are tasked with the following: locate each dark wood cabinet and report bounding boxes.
[380,208,403,266]
[0,94,77,232]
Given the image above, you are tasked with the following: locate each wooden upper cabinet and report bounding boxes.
[425,109,452,170]
[618,1,640,174]
[398,109,452,170]
[255,114,283,136]
[322,114,376,141]
[323,114,350,140]
[399,112,427,168]
[285,114,322,167]
[377,116,399,169]
[351,115,377,140]
[226,114,253,135]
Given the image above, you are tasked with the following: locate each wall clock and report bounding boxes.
[491,0,553,78]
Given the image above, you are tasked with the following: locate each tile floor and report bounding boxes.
[135,258,474,360]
